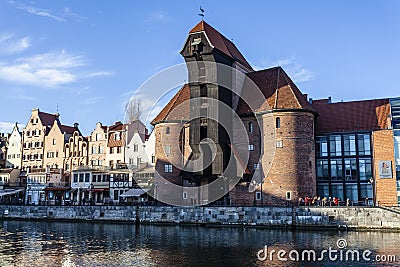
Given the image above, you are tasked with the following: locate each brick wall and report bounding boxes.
[372,130,397,206]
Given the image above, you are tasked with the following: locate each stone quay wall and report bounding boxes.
[1,205,400,230]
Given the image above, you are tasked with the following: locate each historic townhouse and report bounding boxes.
[5,123,22,169]
[22,108,59,171]
[106,121,127,169]
[64,127,89,172]
[88,122,108,167]
[0,133,7,168]
[44,120,76,169]
[125,119,150,169]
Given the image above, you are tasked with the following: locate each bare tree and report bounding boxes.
[125,97,142,123]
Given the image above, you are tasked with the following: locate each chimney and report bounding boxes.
[308,98,313,104]
[74,122,79,129]
[328,97,332,103]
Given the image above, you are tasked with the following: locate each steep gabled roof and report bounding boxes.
[313,98,391,133]
[59,124,76,135]
[236,67,316,115]
[38,111,58,127]
[189,21,253,70]
[108,121,126,131]
[151,84,190,125]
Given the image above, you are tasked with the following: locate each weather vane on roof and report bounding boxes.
[199,6,205,20]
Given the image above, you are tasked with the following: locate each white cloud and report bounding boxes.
[0,50,112,88]
[9,1,66,22]
[255,57,315,84]
[84,96,104,105]
[62,7,87,22]
[0,122,25,133]
[0,34,31,55]
[145,11,168,23]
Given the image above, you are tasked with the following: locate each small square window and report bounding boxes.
[183,192,188,199]
[286,191,292,200]
[255,191,262,200]
[248,144,254,151]
[254,163,260,170]
[276,140,283,148]
[164,164,173,173]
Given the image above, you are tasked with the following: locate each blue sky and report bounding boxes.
[0,1,399,135]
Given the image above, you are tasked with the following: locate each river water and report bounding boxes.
[1,220,400,266]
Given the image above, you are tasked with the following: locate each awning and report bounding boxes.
[45,187,71,191]
[89,188,108,192]
[119,188,147,198]
[0,189,24,197]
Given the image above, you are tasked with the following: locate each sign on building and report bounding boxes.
[379,160,393,178]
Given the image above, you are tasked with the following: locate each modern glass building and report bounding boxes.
[390,98,400,205]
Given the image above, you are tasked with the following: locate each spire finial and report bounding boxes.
[199,6,205,20]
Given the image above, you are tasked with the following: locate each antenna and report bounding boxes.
[56,102,60,113]
[199,6,205,20]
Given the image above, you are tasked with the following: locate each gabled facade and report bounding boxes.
[5,123,22,169]
[106,121,127,169]
[0,133,7,168]
[125,120,150,169]
[64,128,89,173]
[43,120,76,170]
[22,108,59,171]
[88,122,108,167]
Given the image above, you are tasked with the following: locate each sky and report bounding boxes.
[0,0,399,135]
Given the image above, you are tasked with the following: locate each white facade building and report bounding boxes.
[6,123,22,169]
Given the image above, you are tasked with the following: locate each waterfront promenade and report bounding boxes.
[1,205,400,230]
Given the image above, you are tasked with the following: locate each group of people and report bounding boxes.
[298,196,356,207]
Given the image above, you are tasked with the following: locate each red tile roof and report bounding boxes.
[189,21,253,70]
[151,84,190,125]
[313,98,391,133]
[236,67,316,114]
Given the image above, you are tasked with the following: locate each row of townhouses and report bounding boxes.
[0,108,155,205]
[1,20,400,207]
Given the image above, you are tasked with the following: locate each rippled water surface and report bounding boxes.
[1,220,400,266]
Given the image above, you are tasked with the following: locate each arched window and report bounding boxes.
[276,117,281,128]
[166,127,170,134]
[248,122,253,133]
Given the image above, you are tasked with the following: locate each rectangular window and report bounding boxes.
[73,174,78,183]
[92,175,97,183]
[330,160,343,180]
[85,173,90,183]
[114,132,121,141]
[183,192,187,199]
[317,184,330,198]
[316,137,328,157]
[52,139,56,145]
[92,146,97,154]
[96,133,101,141]
[343,135,356,156]
[329,135,342,156]
[165,146,171,155]
[99,146,104,153]
[79,173,84,182]
[317,160,329,180]
[248,144,254,151]
[345,159,358,181]
[358,134,371,156]
[276,140,283,148]
[134,144,138,152]
[110,147,114,154]
[114,190,118,200]
[331,184,344,200]
[286,191,292,200]
[345,184,359,202]
[99,160,103,166]
[248,122,253,133]
[254,163,260,170]
[255,191,262,200]
[359,158,372,181]
[151,155,155,163]
[164,164,173,173]
[117,146,121,153]
[360,183,373,200]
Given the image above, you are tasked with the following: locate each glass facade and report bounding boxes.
[390,98,400,206]
[316,132,373,204]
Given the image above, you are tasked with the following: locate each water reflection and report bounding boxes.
[0,220,400,266]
